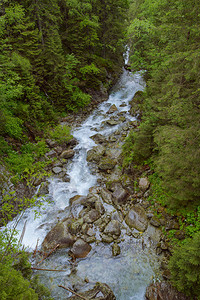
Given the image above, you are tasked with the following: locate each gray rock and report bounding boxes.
[100,188,113,205]
[106,119,119,126]
[112,183,129,205]
[60,149,75,159]
[108,104,118,114]
[139,177,150,191]
[91,133,107,144]
[83,209,101,223]
[104,220,121,236]
[98,158,117,171]
[125,205,148,232]
[46,139,57,148]
[46,150,57,157]
[71,239,91,258]
[86,145,106,162]
[42,220,76,250]
[70,218,84,234]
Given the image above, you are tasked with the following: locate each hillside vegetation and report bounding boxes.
[124,0,200,297]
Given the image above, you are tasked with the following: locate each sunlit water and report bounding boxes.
[7,68,161,299]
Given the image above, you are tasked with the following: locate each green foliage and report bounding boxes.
[147,173,169,207]
[48,124,73,144]
[169,231,200,298]
[0,263,38,300]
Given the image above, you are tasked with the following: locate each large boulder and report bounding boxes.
[60,149,75,159]
[87,145,106,162]
[70,239,91,258]
[108,104,118,114]
[145,282,190,300]
[83,209,101,223]
[98,158,117,171]
[91,133,107,144]
[112,183,129,205]
[100,188,113,205]
[104,220,121,236]
[42,220,76,250]
[106,119,119,126]
[125,205,148,232]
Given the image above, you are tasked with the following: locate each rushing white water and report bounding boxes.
[6,68,161,299]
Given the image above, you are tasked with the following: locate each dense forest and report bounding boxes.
[123,0,200,297]
[0,0,128,140]
[0,0,200,298]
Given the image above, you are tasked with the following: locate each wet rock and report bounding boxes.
[67,282,116,300]
[71,239,91,258]
[62,174,70,182]
[67,138,77,147]
[36,181,49,196]
[87,227,95,236]
[104,220,121,236]
[52,166,62,174]
[145,281,190,300]
[42,220,76,250]
[60,149,75,159]
[108,104,118,114]
[139,177,150,191]
[69,195,87,206]
[109,136,117,142]
[69,218,84,234]
[83,209,101,223]
[100,188,113,205]
[98,158,117,171]
[106,119,119,126]
[101,234,114,243]
[91,133,107,144]
[112,243,121,256]
[111,183,129,205]
[95,200,105,215]
[125,205,148,232]
[85,236,96,243]
[87,145,106,162]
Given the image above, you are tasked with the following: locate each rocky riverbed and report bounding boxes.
[5,69,186,299]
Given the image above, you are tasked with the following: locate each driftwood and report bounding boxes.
[58,285,88,300]
[31,267,67,272]
[33,238,39,258]
[18,220,27,245]
[37,243,60,265]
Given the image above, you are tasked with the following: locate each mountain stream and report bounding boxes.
[8,67,161,299]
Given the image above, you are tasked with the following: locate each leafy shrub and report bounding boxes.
[0,263,38,300]
[48,124,73,144]
[5,115,23,139]
[169,231,200,298]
